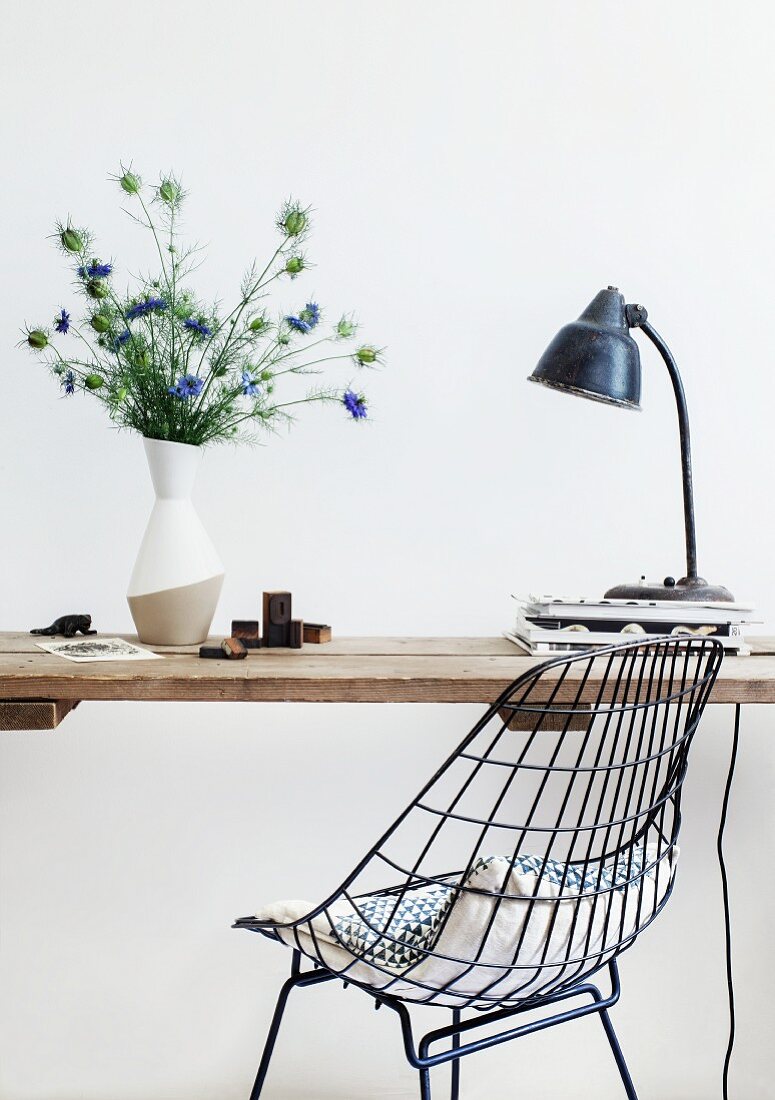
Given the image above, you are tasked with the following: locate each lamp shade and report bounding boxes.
[528,287,642,409]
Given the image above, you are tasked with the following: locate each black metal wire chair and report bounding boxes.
[235,635,723,1099]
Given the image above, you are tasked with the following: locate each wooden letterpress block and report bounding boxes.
[221,637,248,660]
[231,620,261,649]
[289,620,303,649]
[262,591,292,647]
[199,646,225,659]
[303,623,332,644]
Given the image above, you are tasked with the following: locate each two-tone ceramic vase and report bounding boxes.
[127,438,223,645]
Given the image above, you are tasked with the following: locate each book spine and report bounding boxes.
[514,617,746,645]
[514,598,756,624]
[522,615,734,637]
[504,632,749,656]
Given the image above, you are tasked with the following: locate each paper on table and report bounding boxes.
[34,637,163,663]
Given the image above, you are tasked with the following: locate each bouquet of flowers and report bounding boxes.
[23,165,381,446]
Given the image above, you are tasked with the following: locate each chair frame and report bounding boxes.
[237,636,723,1099]
[248,950,636,1100]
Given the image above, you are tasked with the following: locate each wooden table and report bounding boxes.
[1,633,774,730]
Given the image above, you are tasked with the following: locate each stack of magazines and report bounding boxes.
[506,594,758,656]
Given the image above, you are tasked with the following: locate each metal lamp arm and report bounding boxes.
[626,306,698,583]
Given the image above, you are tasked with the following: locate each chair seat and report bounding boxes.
[236,841,675,1008]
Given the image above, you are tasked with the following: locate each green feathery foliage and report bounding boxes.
[23,166,383,445]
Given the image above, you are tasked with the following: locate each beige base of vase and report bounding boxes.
[128,574,224,646]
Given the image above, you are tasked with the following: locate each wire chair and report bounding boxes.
[235,635,723,1099]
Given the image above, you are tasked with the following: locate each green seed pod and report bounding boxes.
[284,210,307,236]
[115,386,127,401]
[27,329,48,349]
[285,256,304,275]
[120,172,141,194]
[278,333,290,345]
[356,346,378,365]
[249,316,267,332]
[90,313,111,333]
[214,365,227,378]
[159,179,179,204]
[260,369,273,381]
[135,351,151,369]
[60,227,83,253]
[86,280,109,300]
[85,374,104,390]
[337,318,356,338]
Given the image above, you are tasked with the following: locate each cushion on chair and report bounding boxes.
[331,882,453,970]
[254,842,676,1006]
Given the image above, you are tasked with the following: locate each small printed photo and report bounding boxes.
[35,637,163,662]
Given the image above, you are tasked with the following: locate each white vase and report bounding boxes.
[127,438,224,645]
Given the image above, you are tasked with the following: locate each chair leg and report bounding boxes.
[419,1066,432,1100]
[599,1009,639,1100]
[450,1009,461,1100]
[248,973,300,1100]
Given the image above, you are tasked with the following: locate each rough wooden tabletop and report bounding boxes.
[0,635,773,729]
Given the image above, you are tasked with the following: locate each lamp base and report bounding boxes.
[604,576,735,603]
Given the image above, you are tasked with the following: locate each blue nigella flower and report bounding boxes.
[168,374,204,400]
[77,262,112,279]
[61,369,76,395]
[241,369,260,397]
[54,308,70,334]
[285,314,311,333]
[126,297,168,321]
[286,302,320,333]
[343,389,367,420]
[183,318,212,338]
[112,329,130,351]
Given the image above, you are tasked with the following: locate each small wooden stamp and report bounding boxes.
[199,645,224,659]
[263,591,292,647]
[289,619,303,648]
[303,623,332,644]
[231,620,261,649]
[221,637,248,660]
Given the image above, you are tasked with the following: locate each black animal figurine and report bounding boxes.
[31,614,97,638]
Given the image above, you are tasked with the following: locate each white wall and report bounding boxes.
[1,1,773,1097]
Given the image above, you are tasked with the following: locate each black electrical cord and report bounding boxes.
[717,703,740,1100]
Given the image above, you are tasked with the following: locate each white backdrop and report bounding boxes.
[1,2,773,1097]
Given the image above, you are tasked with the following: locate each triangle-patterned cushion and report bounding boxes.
[331,845,654,972]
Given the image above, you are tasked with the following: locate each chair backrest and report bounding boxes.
[297,636,723,1009]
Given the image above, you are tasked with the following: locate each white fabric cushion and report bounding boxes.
[255,842,676,1006]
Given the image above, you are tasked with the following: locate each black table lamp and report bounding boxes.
[528,286,733,602]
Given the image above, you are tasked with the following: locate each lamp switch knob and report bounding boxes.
[664,576,676,587]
